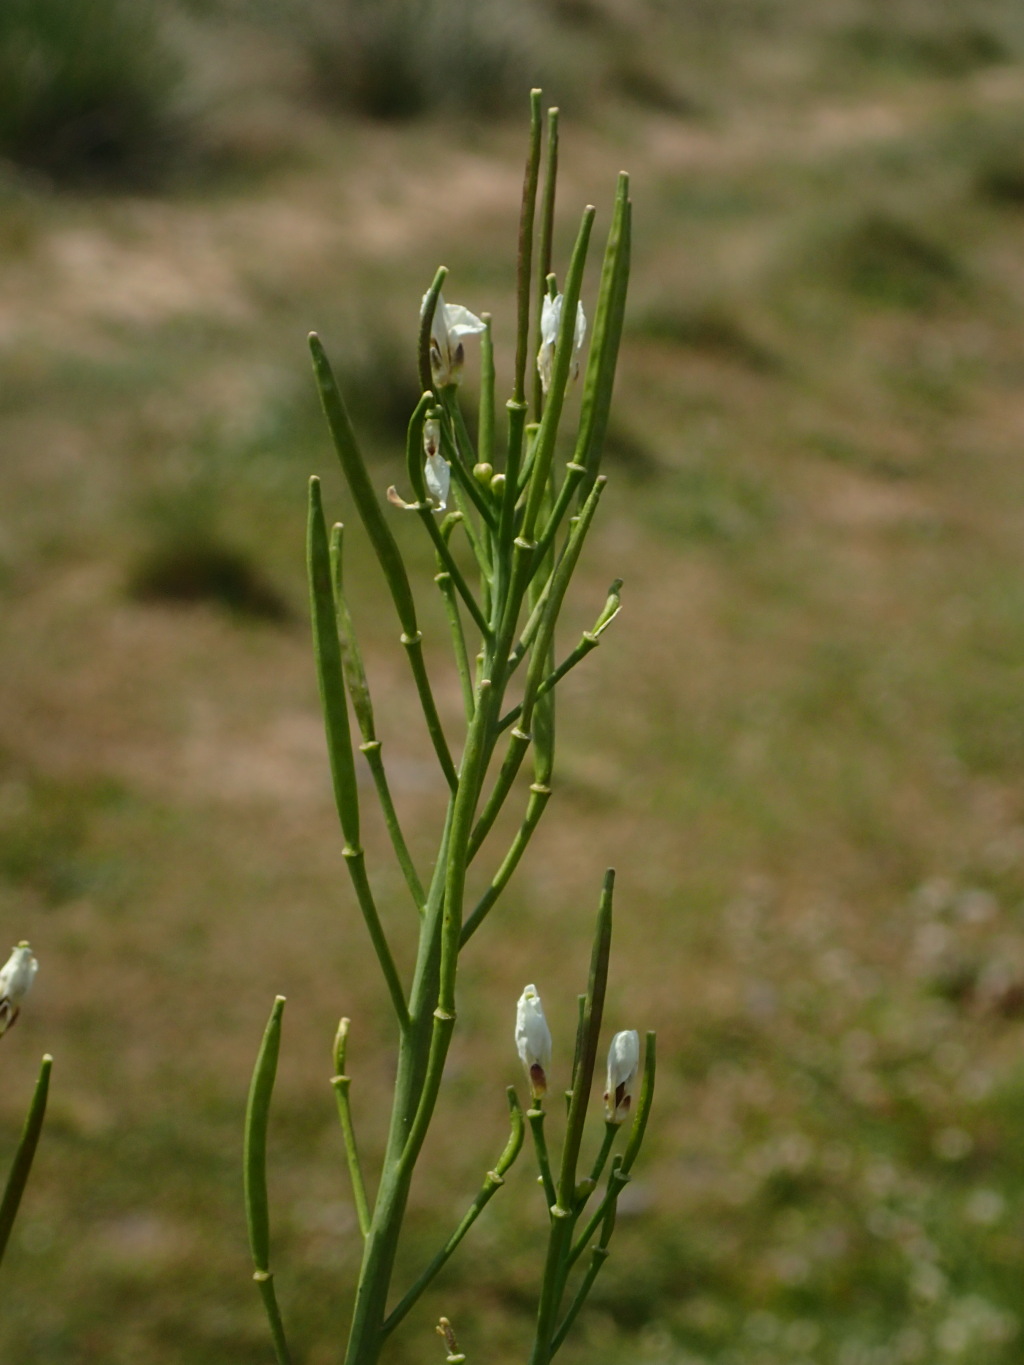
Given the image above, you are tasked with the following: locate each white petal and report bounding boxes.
[386,485,419,511]
[604,1029,640,1122]
[607,1030,640,1088]
[0,943,37,1035]
[574,300,587,354]
[424,453,450,510]
[515,984,552,1070]
[540,292,562,346]
[442,302,486,340]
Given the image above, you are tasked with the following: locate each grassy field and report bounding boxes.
[4,1,1024,1361]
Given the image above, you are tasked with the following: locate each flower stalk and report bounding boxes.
[244,93,652,1365]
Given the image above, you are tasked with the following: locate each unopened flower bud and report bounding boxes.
[515,984,552,1100]
[604,1029,640,1123]
[473,462,493,485]
[490,472,506,495]
[0,942,38,1037]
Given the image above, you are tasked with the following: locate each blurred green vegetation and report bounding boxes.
[4,0,1024,1362]
[0,0,186,186]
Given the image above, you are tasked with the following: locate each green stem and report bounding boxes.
[330,525,426,911]
[519,479,609,735]
[520,206,596,545]
[402,629,458,792]
[568,1159,628,1269]
[587,1121,619,1189]
[528,877,614,1365]
[495,400,528,614]
[436,569,476,721]
[244,998,293,1365]
[417,509,491,639]
[460,780,551,945]
[382,1089,524,1337]
[332,1018,372,1239]
[344,846,409,1028]
[620,1031,657,1177]
[527,1106,557,1210]
[0,1053,51,1270]
[310,335,456,788]
[527,1207,575,1365]
[569,1034,655,1266]
[445,390,497,532]
[310,334,419,637]
[479,315,495,470]
[467,725,532,861]
[551,1189,618,1356]
[309,480,361,850]
[574,175,631,497]
[419,266,447,395]
[532,462,586,572]
[557,872,614,1210]
[343,814,453,1365]
[515,90,544,405]
[362,741,427,912]
[570,994,586,1093]
[533,106,560,421]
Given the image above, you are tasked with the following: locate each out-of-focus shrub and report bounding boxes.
[0,0,185,187]
[298,0,554,121]
[128,534,292,621]
[829,213,965,310]
[840,20,1009,77]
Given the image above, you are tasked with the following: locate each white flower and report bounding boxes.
[604,1029,640,1124]
[422,291,486,388]
[0,942,38,1038]
[423,417,450,510]
[537,293,587,395]
[385,417,450,513]
[515,984,552,1100]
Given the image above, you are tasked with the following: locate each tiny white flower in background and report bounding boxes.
[604,1029,640,1124]
[515,983,552,1100]
[0,941,38,1038]
[537,293,587,395]
[423,417,450,510]
[422,291,486,388]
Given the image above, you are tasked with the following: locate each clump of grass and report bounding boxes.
[128,535,292,622]
[829,212,964,309]
[841,21,1009,78]
[975,154,1024,208]
[0,760,125,906]
[646,460,775,545]
[634,303,779,373]
[605,48,700,116]
[0,0,186,187]
[299,0,549,121]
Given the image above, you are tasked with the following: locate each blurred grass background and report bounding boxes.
[4,0,1024,1360]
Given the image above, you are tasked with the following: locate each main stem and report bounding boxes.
[342,834,449,1365]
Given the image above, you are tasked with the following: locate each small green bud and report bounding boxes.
[490,472,506,494]
[333,1017,351,1076]
[473,462,494,485]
